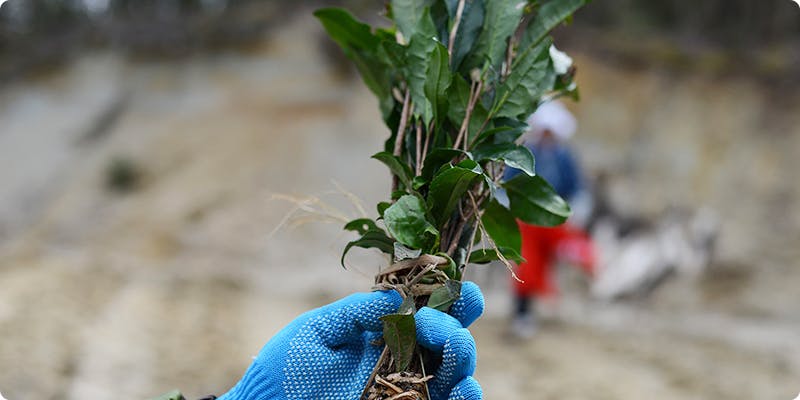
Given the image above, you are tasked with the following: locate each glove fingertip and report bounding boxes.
[449,376,483,400]
[415,307,462,352]
[450,281,484,328]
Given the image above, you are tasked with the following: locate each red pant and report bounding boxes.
[513,221,595,298]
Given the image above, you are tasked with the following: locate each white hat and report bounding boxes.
[525,100,577,141]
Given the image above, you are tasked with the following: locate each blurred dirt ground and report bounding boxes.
[0,11,798,400]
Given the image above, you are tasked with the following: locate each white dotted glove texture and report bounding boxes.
[219,282,484,400]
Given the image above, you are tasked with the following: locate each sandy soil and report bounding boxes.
[0,11,798,400]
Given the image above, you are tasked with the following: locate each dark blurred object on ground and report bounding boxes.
[589,172,720,300]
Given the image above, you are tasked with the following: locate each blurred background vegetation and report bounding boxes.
[1,1,799,399]
[2,0,799,83]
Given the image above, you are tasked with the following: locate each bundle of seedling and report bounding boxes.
[315,1,588,399]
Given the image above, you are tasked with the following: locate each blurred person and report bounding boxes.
[505,101,595,338]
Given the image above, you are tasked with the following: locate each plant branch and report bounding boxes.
[392,88,412,192]
[420,121,433,170]
[444,182,486,256]
[453,78,483,150]
[447,0,466,58]
[415,120,423,176]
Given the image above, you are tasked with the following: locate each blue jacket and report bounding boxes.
[505,142,583,202]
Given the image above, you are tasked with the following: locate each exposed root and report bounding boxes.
[365,369,432,400]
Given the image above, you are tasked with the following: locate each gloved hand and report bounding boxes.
[219,282,484,400]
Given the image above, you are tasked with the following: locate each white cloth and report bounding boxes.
[525,100,577,142]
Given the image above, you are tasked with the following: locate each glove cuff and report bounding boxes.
[218,363,273,400]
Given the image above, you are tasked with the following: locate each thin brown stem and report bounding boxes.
[467,111,493,150]
[453,78,483,150]
[392,88,412,192]
[502,36,515,80]
[446,215,469,256]
[420,121,433,170]
[445,183,486,256]
[393,89,412,157]
[464,192,483,265]
[447,0,466,58]
[415,120,423,176]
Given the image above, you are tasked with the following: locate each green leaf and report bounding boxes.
[380,313,417,371]
[463,0,524,73]
[377,201,392,218]
[314,8,391,100]
[384,195,440,250]
[427,160,482,226]
[468,246,524,264]
[394,242,422,261]
[427,280,462,311]
[481,199,521,253]
[448,0,485,71]
[446,74,471,131]
[472,143,535,176]
[492,38,554,119]
[379,39,409,70]
[412,175,428,190]
[421,148,469,180]
[435,252,460,280]
[470,125,526,148]
[406,9,438,124]
[424,43,453,126]
[518,0,589,59]
[391,0,435,41]
[503,174,571,227]
[341,230,396,268]
[447,75,489,143]
[149,390,185,400]
[314,8,380,52]
[372,151,414,191]
[398,295,417,315]
[344,218,381,235]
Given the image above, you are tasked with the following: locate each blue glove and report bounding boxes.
[219,282,484,400]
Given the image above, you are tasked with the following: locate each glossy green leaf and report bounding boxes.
[344,218,381,235]
[447,0,485,71]
[469,125,523,148]
[427,160,482,226]
[412,176,428,190]
[377,201,392,218]
[404,9,438,124]
[446,74,471,131]
[481,199,521,253]
[518,0,589,60]
[427,280,462,311]
[435,251,460,280]
[384,195,440,250]
[503,174,571,227]
[492,38,554,119]
[391,0,435,41]
[372,151,414,191]
[380,313,417,371]
[472,143,535,176]
[447,75,489,142]
[424,43,453,126]
[398,295,417,315]
[463,0,524,72]
[421,148,469,180]
[314,8,391,100]
[394,242,423,261]
[341,230,396,268]
[468,246,524,264]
